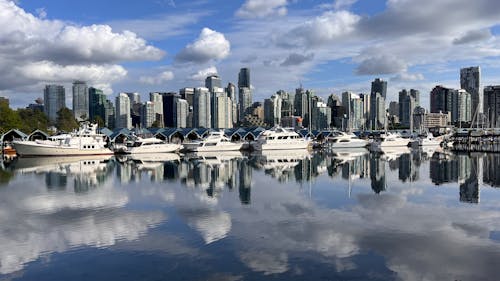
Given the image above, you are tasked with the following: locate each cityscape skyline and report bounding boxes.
[1,0,500,110]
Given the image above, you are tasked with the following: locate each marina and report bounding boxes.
[0,149,500,280]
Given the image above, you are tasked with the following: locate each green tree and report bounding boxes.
[0,100,22,132]
[17,108,49,133]
[92,115,105,127]
[56,107,79,132]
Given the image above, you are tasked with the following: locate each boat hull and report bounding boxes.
[252,141,310,151]
[125,143,181,154]
[329,140,368,149]
[183,143,243,152]
[12,141,113,156]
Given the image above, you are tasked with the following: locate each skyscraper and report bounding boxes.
[238,68,252,122]
[451,89,471,124]
[312,100,331,130]
[460,66,481,117]
[72,81,88,121]
[484,85,500,127]
[43,84,65,123]
[430,85,453,114]
[370,78,387,129]
[238,68,250,88]
[161,92,179,127]
[174,98,189,128]
[115,93,132,129]
[398,89,416,128]
[89,87,106,123]
[264,95,282,126]
[205,75,222,92]
[149,92,164,128]
[104,99,115,128]
[342,92,363,130]
[371,78,387,98]
[141,101,155,128]
[238,87,252,122]
[193,87,211,128]
[212,87,233,128]
[226,83,238,126]
[430,86,471,124]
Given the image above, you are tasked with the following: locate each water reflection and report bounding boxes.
[1,150,500,280]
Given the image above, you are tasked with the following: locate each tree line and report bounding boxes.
[0,100,79,134]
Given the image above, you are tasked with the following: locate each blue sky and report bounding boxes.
[2,0,500,109]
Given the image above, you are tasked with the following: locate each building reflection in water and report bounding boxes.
[429,153,481,204]
[4,149,500,205]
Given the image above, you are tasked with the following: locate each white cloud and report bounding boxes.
[35,7,46,19]
[453,29,492,45]
[333,0,358,10]
[108,12,207,40]
[139,70,175,85]
[236,0,288,19]
[390,72,425,82]
[0,0,163,96]
[189,66,218,81]
[176,28,230,63]
[355,54,407,75]
[278,11,361,47]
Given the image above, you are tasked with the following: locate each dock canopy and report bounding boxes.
[27,129,50,141]
[1,129,28,143]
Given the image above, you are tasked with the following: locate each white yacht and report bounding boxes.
[182,131,243,152]
[251,127,310,151]
[327,132,369,149]
[371,132,411,150]
[12,123,113,157]
[120,137,181,154]
[420,133,443,147]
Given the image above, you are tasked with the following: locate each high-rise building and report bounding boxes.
[264,95,282,127]
[180,87,195,127]
[104,99,115,128]
[430,85,453,114]
[371,78,387,98]
[212,87,233,128]
[484,85,500,127]
[226,83,236,102]
[370,78,387,130]
[430,86,471,124]
[460,66,481,117]
[193,87,211,128]
[126,92,141,105]
[115,93,132,129]
[370,92,385,130]
[238,68,252,123]
[174,98,189,128]
[161,92,179,127]
[312,100,331,130]
[399,89,417,128]
[238,68,250,89]
[205,75,222,92]
[89,87,106,123]
[43,84,66,123]
[149,92,164,128]
[141,101,155,128]
[410,89,420,107]
[342,92,364,130]
[180,88,194,107]
[72,81,88,121]
[389,101,399,117]
[238,87,252,122]
[451,89,471,124]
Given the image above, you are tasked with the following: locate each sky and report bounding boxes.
[2,0,500,109]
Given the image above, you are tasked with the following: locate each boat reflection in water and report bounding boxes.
[1,151,500,280]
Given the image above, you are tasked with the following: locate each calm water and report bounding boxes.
[1,148,500,281]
